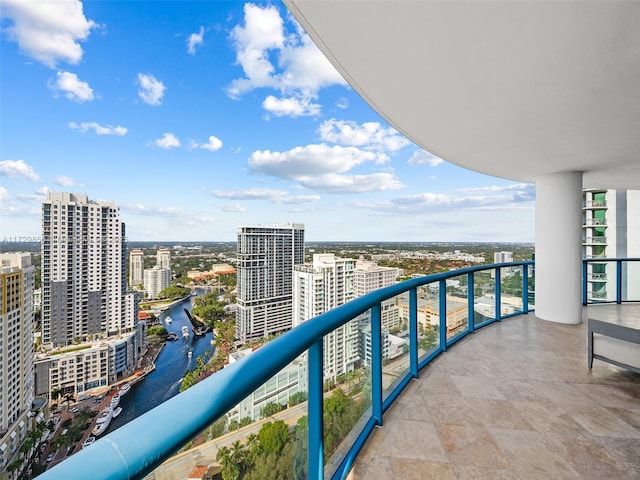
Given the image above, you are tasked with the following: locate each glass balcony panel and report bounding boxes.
[622,260,640,302]
[500,266,523,316]
[416,285,441,363]
[381,292,410,399]
[162,356,309,480]
[473,270,496,326]
[528,266,536,309]
[323,320,372,479]
[445,274,469,340]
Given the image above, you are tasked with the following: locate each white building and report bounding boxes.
[226,348,307,422]
[293,254,359,381]
[0,253,36,477]
[129,249,144,288]
[156,248,171,271]
[583,189,640,302]
[235,223,305,342]
[354,258,402,331]
[494,251,513,264]
[144,266,171,299]
[41,192,137,346]
[39,192,140,400]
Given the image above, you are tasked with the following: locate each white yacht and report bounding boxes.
[119,383,131,396]
[110,393,121,409]
[113,407,123,418]
[165,316,172,324]
[181,326,189,339]
[92,407,113,436]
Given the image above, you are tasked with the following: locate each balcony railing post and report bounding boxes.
[616,259,623,304]
[308,339,324,480]
[439,279,447,350]
[409,288,418,379]
[495,266,502,321]
[467,272,475,333]
[522,264,529,314]
[371,303,383,426]
[582,260,588,305]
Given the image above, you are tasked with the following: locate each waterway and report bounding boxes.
[106,293,215,433]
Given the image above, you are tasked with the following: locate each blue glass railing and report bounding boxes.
[39,262,537,480]
[582,258,640,304]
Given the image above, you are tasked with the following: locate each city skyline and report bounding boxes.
[1,1,535,242]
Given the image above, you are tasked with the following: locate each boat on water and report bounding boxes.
[110,393,121,409]
[119,382,131,395]
[187,351,192,360]
[92,407,113,436]
[165,316,172,324]
[166,332,178,341]
[181,326,189,339]
[82,436,96,448]
[112,406,123,418]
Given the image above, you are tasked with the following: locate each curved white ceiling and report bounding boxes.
[285,1,640,189]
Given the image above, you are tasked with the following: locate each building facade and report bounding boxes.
[293,254,358,381]
[41,192,136,346]
[143,266,171,299]
[39,192,140,400]
[129,249,144,288]
[156,249,171,271]
[0,253,35,477]
[235,223,305,342]
[583,189,640,302]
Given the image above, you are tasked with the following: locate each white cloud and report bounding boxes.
[50,71,94,102]
[212,188,320,204]
[249,144,387,177]
[336,98,349,109]
[0,160,40,181]
[227,3,346,117]
[1,0,96,67]
[68,121,127,136]
[220,203,245,213]
[319,119,410,152]
[357,184,536,215]
[0,187,9,201]
[54,175,78,187]
[152,133,181,149]
[137,73,166,106]
[407,150,444,167]
[187,26,205,54]
[247,143,402,193]
[190,135,223,152]
[17,186,50,201]
[263,95,320,117]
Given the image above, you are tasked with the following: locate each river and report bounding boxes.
[106,293,215,433]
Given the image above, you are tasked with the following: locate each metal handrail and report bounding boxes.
[37,261,534,480]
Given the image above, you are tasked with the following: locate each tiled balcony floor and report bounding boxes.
[349,306,640,480]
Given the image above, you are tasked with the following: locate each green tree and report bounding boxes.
[258,420,289,455]
[262,402,283,418]
[216,446,239,480]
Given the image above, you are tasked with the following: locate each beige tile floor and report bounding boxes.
[348,306,640,479]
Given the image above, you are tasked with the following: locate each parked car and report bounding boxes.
[70,407,79,413]
[46,453,55,462]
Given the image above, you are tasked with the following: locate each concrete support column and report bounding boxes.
[535,171,583,324]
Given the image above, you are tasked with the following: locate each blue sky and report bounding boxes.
[0,1,535,242]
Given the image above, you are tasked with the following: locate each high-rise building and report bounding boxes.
[38,193,140,400]
[236,223,305,342]
[583,189,640,301]
[293,254,358,380]
[0,253,35,474]
[354,258,402,330]
[144,265,171,299]
[129,249,144,287]
[494,251,514,264]
[41,192,136,346]
[156,248,171,271]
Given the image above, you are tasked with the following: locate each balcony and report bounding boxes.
[38,260,640,480]
[583,236,607,245]
[583,200,608,209]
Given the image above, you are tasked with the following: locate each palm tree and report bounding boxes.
[230,440,246,471]
[216,446,239,480]
[62,392,75,411]
[50,387,63,407]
